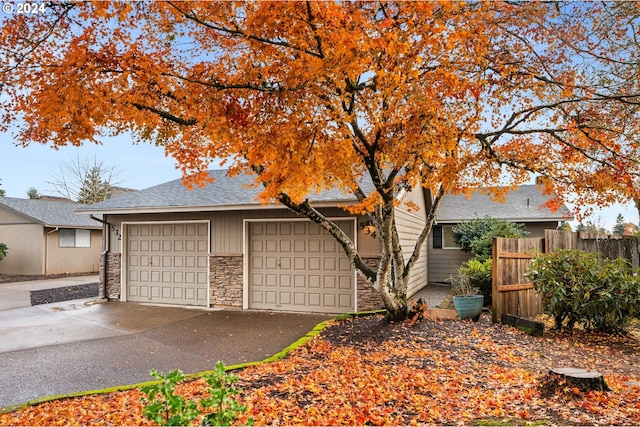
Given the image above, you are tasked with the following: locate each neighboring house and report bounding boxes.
[77,170,430,314]
[428,185,574,283]
[0,198,102,275]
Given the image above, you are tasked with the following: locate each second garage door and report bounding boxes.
[249,220,355,313]
[126,222,209,306]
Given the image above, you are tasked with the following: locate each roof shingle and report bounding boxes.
[436,185,573,223]
[77,170,361,213]
[0,197,101,228]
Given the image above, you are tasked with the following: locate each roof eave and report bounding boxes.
[44,224,103,230]
[436,215,574,224]
[76,199,358,216]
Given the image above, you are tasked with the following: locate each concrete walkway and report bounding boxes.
[0,275,99,311]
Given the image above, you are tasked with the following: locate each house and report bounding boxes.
[427,185,573,283]
[76,170,429,314]
[0,197,102,275]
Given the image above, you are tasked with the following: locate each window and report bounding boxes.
[59,229,91,248]
[442,226,460,249]
[433,225,461,249]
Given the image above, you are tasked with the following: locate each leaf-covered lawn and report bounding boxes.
[1,314,639,426]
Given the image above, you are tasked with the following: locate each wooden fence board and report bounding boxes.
[492,237,544,322]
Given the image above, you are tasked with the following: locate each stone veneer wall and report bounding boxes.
[357,256,385,311]
[100,252,122,300]
[210,255,243,308]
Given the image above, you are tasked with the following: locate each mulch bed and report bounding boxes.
[0,272,97,284]
[29,283,99,305]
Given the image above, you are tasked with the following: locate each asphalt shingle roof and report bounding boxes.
[0,197,102,228]
[78,169,361,213]
[436,185,573,223]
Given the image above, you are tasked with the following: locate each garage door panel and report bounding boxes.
[265,274,277,286]
[280,274,291,287]
[280,292,291,305]
[294,275,305,287]
[323,294,336,307]
[309,257,321,270]
[323,276,336,289]
[294,240,305,252]
[309,275,320,288]
[339,294,352,307]
[323,258,335,270]
[126,223,209,307]
[339,258,352,271]
[265,256,278,269]
[294,258,306,270]
[249,220,354,314]
[265,240,278,252]
[265,291,277,304]
[339,276,352,289]
[309,240,321,252]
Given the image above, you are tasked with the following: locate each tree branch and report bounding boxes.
[166,1,325,59]
[130,102,197,126]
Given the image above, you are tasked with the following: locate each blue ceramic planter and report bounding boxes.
[452,295,484,321]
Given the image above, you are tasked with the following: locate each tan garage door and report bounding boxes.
[249,220,355,313]
[126,222,209,306]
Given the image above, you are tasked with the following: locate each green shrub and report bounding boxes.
[0,243,7,262]
[458,258,493,305]
[141,362,251,426]
[452,217,527,261]
[526,249,640,333]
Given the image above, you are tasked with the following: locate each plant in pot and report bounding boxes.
[450,273,484,321]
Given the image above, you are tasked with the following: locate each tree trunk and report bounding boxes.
[543,368,610,394]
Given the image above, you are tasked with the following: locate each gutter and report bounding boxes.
[90,215,111,300]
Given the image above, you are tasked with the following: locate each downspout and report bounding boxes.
[90,215,110,299]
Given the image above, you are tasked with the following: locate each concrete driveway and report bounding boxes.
[0,277,332,410]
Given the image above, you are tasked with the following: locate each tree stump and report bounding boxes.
[544,368,610,394]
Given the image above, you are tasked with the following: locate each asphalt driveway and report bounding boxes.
[0,279,332,410]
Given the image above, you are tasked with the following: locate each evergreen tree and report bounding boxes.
[613,214,626,235]
[26,187,40,199]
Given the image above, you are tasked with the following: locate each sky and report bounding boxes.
[1,129,637,232]
[1,133,184,198]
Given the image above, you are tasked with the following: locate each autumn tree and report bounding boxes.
[2,2,640,320]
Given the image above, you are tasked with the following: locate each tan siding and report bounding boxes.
[396,208,428,298]
[427,229,473,283]
[0,207,32,224]
[0,224,45,274]
[526,222,559,238]
[44,229,101,275]
[398,186,428,213]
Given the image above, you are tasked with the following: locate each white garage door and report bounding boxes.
[249,220,355,313]
[126,222,209,306]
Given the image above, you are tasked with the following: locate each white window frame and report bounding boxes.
[59,229,92,248]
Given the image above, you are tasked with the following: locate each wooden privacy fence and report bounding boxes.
[492,230,640,322]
